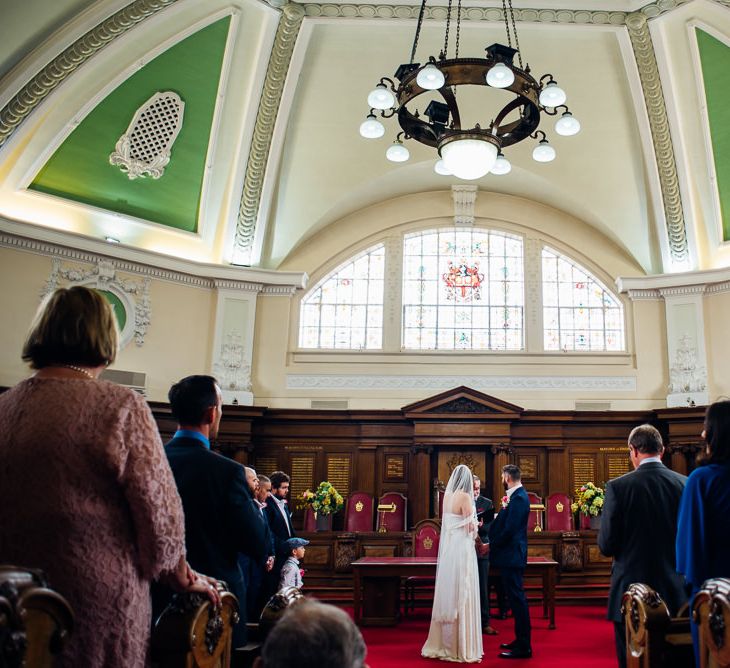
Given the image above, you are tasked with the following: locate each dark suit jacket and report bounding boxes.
[598,461,687,622]
[489,486,530,569]
[264,495,295,558]
[475,494,495,557]
[164,436,267,596]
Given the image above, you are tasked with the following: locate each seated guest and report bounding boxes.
[0,286,214,668]
[254,599,368,668]
[279,538,309,590]
[165,375,267,647]
[676,400,730,667]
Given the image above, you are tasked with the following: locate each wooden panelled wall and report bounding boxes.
[150,386,706,530]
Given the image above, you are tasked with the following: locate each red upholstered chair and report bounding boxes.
[376,492,407,532]
[546,493,573,532]
[526,492,544,533]
[345,492,374,532]
[404,519,441,613]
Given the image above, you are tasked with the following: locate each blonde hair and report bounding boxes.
[22,286,118,369]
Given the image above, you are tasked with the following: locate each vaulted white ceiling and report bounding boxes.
[1,0,729,276]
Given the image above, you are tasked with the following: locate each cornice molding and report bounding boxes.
[618,266,730,298]
[232,3,305,264]
[0,231,302,294]
[0,0,181,151]
[625,11,689,263]
[286,373,638,391]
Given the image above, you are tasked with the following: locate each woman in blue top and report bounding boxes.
[676,399,730,666]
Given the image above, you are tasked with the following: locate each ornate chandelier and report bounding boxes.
[359,0,581,180]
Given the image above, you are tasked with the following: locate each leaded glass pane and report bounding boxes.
[541,247,625,351]
[402,228,524,350]
[299,244,385,349]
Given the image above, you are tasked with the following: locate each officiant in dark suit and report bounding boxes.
[473,474,497,635]
[164,375,268,647]
[598,424,687,668]
[489,464,532,660]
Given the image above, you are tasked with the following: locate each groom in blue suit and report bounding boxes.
[489,464,532,659]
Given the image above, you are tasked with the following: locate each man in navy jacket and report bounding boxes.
[489,464,532,659]
[164,375,267,648]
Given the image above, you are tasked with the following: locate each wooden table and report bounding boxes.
[352,556,558,629]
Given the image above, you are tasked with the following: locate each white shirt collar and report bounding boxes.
[269,493,292,535]
[638,455,663,466]
[506,482,523,499]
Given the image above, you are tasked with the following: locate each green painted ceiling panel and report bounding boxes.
[30,17,231,233]
[696,29,730,242]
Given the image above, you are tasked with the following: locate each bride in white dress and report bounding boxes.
[421,464,483,663]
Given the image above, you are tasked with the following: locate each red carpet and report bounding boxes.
[358,605,616,667]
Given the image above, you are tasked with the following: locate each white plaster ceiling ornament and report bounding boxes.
[43,257,151,348]
[109,91,185,180]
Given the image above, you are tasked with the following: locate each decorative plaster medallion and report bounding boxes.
[109,91,184,180]
[452,185,477,226]
[213,330,252,392]
[286,374,637,391]
[43,257,151,348]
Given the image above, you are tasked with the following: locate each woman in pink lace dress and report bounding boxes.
[0,286,215,667]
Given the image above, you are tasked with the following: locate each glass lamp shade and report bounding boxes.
[440,138,498,180]
[386,141,410,162]
[486,62,515,88]
[434,159,452,175]
[367,84,396,110]
[555,111,581,136]
[533,139,556,163]
[539,81,567,107]
[359,114,385,139]
[416,63,445,90]
[490,153,512,175]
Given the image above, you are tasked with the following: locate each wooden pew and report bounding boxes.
[0,565,74,668]
[693,577,730,668]
[621,583,693,668]
[151,583,238,668]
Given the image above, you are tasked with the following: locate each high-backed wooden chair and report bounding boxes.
[432,480,445,518]
[0,565,74,668]
[151,582,238,668]
[345,492,374,532]
[526,492,544,532]
[376,492,407,532]
[546,493,573,532]
[404,519,441,613]
[694,577,730,668]
[621,582,693,668]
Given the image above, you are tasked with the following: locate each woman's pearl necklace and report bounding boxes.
[62,364,95,379]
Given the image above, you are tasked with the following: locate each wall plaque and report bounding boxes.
[290,454,315,502]
[327,455,351,497]
[606,454,631,480]
[571,455,597,491]
[255,456,278,478]
[518,455,538,481]
[385,454,406,482]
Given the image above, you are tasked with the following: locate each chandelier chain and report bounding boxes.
[501,0,512,50]
[508,0,524,70]
[443,0,454,58]
[455,0,462,59]
[409,0,428,64]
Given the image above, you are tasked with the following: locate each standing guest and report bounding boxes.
[473,474,498,636]
[264,471,296,596]
[165,375,267,647]
[599,424,687,668]
[248,474,276,617]
[677,400,730,667]
[279,537,309,589]
[489,464,532,660]
[0,286,215,668]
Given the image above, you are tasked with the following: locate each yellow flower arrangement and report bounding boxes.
[298,481,344,516]
[571,481,605,517]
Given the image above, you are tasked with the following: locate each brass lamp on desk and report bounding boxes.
[377,503,397,532]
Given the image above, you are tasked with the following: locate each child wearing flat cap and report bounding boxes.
[279,537,309,590]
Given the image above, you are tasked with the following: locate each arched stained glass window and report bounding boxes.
[299,244,384,349]
[402,228,524,350]
[542,246,625,351]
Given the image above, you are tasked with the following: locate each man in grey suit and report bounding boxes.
[598,424,687,668]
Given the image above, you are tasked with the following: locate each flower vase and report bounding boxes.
[315,512,332,532]
[589,514,601,531]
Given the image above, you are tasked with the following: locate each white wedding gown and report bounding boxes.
[421,507,483,663]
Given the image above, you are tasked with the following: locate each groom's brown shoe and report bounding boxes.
[483,626,499,635]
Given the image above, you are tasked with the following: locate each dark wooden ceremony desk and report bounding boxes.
[352,556,558,629]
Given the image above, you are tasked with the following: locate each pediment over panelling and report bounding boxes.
[402,386,523,418]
